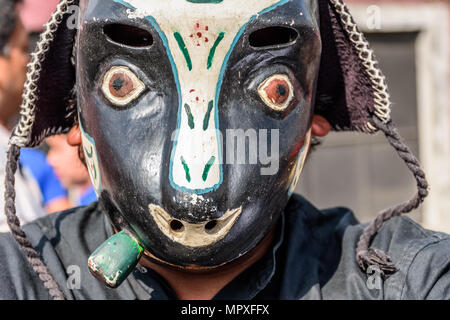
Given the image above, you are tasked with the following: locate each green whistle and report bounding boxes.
[88,231,144,288]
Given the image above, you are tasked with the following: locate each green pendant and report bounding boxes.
[88,231,144,288]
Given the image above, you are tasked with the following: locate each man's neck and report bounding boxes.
[139,227,277,300]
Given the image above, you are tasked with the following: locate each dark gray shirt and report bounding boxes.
[0,194,449,300]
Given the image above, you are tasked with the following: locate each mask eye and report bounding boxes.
[257,74,294,111]
[101,66,145,106]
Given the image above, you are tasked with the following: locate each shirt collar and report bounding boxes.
[212,212,286,300]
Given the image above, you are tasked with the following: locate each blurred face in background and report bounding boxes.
[46,135,91,190]
[0,20,29,127]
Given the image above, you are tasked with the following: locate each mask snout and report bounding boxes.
[149,204,242,248]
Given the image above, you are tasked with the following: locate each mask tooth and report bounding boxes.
[88,231,144,289]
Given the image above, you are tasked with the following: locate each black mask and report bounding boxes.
[77,0,319,271]
[5,0,427,292]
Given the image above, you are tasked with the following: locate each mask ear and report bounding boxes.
[11,0,79,148]
[316,0,429,278]
[316,0,391,132]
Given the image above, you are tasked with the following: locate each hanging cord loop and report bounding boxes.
[4,144,65,300]
[356,117,429,277]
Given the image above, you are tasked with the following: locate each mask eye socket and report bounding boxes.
[101,66,145,106]
[257,74,294,111]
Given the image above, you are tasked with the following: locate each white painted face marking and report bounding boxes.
[149,204,242,247]
[120,0,285,193]
[288,130,311,196]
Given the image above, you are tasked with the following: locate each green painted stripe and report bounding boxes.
[184,104,195,129]
[92,163,97,180]
[84,146,93,158]
[202,156,216,182]
[207,32,225,70]
[181,156,191,182]
[203,100,214,131]
[174,32,192,71]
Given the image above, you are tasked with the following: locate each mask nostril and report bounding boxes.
[205,220,218,231]
[170,220,184,232]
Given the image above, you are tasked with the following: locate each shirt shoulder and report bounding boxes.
[0,232,50,299]
[282,195,450,300]
[0,205,92,300]
[0,203,134,299]
[369,216,450,299]
[323,209,450,300]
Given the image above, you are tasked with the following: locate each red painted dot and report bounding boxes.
[205,26,209,31]
[196,97,199,101]
[190,89,196,93]
[196,23,200,28]
[205,37,209,42]
[197,32,202,38]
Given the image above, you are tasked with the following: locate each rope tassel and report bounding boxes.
[327,0,430,276]
[356,117,429,277]
[4,144,65,300]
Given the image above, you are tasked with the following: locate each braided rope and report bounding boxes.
[356,117,429,277]
[328,0,392,130]
[4,144,65,299]
[326,0,430,278]
[11,0,75,147]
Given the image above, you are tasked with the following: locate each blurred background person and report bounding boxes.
[19,0,59,52]
[46,134,97,207]
[17,0,71,213]
[0,0,70,232]
[20,147,71,213]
